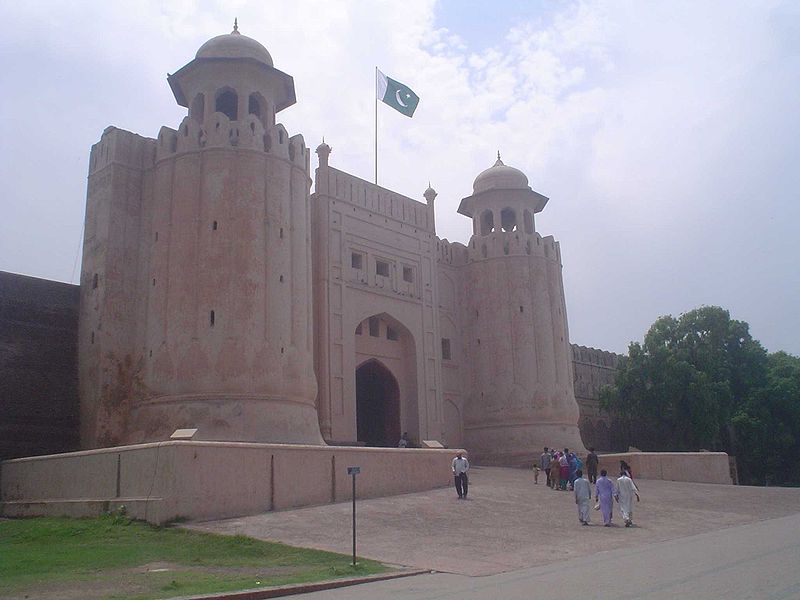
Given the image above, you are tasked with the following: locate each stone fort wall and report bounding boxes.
[0,270,626,458]
[0,272,80,461]
[571,344,625,451]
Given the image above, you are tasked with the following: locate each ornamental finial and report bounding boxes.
[232,18,239,34]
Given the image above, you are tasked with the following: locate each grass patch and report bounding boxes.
[0,516,388,600]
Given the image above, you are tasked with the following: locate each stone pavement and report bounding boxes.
[187,467,800,577]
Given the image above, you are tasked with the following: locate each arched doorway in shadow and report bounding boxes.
[356,359,400,447]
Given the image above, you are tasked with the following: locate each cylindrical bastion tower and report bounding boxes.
[459,155,584,463]
[79,25,323,446]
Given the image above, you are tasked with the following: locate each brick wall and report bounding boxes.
[0,271,80,460]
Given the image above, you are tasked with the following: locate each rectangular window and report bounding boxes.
[351,252,363,270]
[441,338,451,360]
[387,327,398,341]
[376,260,389,277]
[403,266,413,283]
[369,317,380,337]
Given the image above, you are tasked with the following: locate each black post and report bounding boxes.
[351,472,357,566]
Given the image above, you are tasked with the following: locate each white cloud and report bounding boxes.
[1,0,797,355]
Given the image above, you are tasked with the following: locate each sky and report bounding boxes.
[0,0,798,356]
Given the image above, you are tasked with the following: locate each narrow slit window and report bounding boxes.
[210,310,215,327]
[403,266,413,283]
[441,338,452,360]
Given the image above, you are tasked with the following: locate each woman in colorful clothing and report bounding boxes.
[558,451,570,490]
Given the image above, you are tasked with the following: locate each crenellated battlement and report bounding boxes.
[571,344,623,367]
[463,230,562,263]
[89,127,156,175]
[315,166,433,233]
[154,114,310,171]
[435,238,469,266]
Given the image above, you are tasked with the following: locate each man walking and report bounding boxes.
[452,451,469,499]
[540,447,552,488]
[595,469,615,526]
[616,470,640,527]
[573,469,592,525]
[586,447,599,484]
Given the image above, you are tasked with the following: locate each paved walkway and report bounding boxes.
[290,513,800,599]
[188,467,800,577]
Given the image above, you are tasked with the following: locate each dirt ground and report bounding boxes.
[189,466,800,577]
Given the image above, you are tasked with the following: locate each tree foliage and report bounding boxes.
[600,306,800,485]
[731,352,800,485]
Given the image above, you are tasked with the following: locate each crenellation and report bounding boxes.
[464,230,560,262]
[89,127,156,175]
[320,167,433,232]
[156,126,179,160]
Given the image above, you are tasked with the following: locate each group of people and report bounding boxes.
[585,465,640,527]
[539,446,641,527]
[538,447,599,490]
[452,447,640,527]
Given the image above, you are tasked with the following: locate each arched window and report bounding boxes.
[524,210,534,234]
[479,210,494,235]
[215,89,238,121]
[501,207,517,232]
[190,94,205,123]
[248,93,267,125]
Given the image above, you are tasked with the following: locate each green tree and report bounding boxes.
[732,352,800,485]
[600,306,768,453]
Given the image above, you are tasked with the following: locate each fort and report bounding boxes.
[0,26,729,524]
[76,24,584,460]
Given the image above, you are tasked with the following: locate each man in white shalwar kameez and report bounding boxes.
[615,472,640,527]
[573,469,592,525]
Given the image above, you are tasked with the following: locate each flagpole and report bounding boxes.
[374,66,378,185]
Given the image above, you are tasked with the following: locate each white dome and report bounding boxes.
[472,155,529,194]
[196,28,274,67]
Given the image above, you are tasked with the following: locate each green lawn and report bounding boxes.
[0,515,388,600]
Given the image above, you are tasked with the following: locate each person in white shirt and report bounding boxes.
[573,469,592,525]
[452,452,469,499]
[615,471,640,527]
[398,432,409,448]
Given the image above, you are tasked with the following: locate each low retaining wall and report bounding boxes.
[596,452,732,484]
[0,441,458,524]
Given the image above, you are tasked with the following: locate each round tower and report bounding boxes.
[459,155,584,463]
[126,24,322,444]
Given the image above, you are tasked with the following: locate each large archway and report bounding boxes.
[356,359,401,447]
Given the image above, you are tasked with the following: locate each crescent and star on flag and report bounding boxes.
[374,68,421,184]
[376,68,420,117]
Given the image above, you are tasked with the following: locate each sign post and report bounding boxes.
[347,466,361,566]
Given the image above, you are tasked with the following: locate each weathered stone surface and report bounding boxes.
[0,272,79,460]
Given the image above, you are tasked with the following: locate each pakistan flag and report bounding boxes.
[376,69,420,117]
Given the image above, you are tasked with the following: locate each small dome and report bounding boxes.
[472,153,529,194]
[316,139,331,154]
[424,183,437,201]
[196,24,274,67]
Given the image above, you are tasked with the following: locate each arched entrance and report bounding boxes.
[356,359,400,447]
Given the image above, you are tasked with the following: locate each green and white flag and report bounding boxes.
[376,68,420,117]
